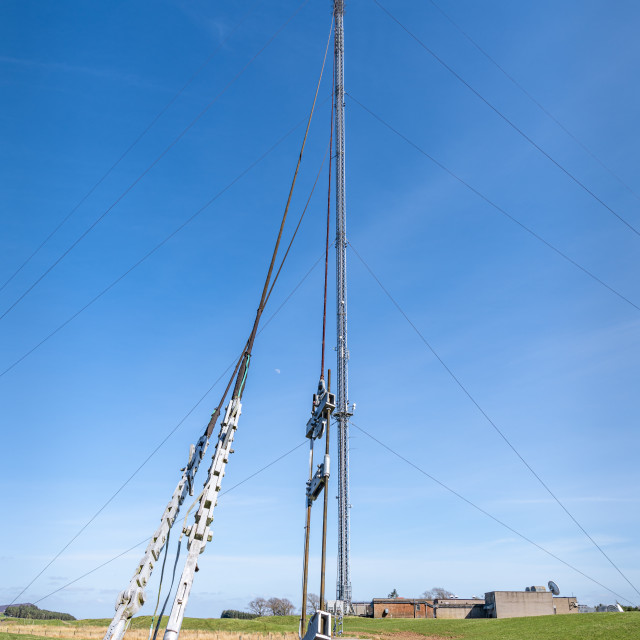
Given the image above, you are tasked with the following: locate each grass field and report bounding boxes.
[1,612,639,640]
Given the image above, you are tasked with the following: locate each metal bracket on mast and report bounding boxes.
[306,378,336,441]
[307,454,330,505]
[300,375,335,640]
[103,435,209,640]
[305,378,335,506]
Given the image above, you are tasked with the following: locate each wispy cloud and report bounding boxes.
[0,56,155,88]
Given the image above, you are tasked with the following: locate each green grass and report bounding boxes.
[1,613,639,640]
[0,619,75,627]
[344,612,640,639]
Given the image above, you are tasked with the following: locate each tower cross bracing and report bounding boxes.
[333,0,352,609]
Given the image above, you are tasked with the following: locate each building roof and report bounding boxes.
[371,598,433,604]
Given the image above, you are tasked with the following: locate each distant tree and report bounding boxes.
[221,610,258,619]
[248,597,269,616]
[387,589,399,599]
[307,593,320,614]
[267,597,295,616]
[422,587,452,600]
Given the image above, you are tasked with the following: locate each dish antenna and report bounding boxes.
[548,580,560,596]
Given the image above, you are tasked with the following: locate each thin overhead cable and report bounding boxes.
[6,359,235,607]
[206,139,331,432]
[371,0,640,237]
[0,0,264,296]
[0,0,311,323]
[261,245,334,337]
[31,539,148,607]
[351,421,636,607]
[347,94,640,314]
[0,96,330,380]
[8,246,326,605]
[262,71,334,317]
[348,241,640,602]
[425,0,640,203]
[208,95,333,435]
[217,440,307,498]
[9,48,333,589]
[10,41,332,602]
[229,15,332,402]
[31,440,307,607]
[265,135,331,307]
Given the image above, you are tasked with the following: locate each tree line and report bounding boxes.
[220,610,258,619]
[3,604,76,621]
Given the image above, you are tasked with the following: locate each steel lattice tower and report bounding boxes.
[333,0,352,609]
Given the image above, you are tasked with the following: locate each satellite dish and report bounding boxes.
[548,580,560,596]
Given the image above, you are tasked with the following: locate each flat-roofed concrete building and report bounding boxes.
[484,591,578,618]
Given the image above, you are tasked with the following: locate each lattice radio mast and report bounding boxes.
[333,0,352,611]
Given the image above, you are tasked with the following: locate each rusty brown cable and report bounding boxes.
[304,57,335,630]
[0,99,333,381]
[204,341,247,437]
[232,18,334,400]
[7,248,329,606]
[203,135,330,435]
[207,235,333,438]
[264,136,332,308]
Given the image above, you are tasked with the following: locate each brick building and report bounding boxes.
[371,598,434,619]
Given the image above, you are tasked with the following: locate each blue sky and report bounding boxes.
[1,0,639,620]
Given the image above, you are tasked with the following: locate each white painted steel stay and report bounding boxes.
[103,434,209,640]
[163,396,242,640]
